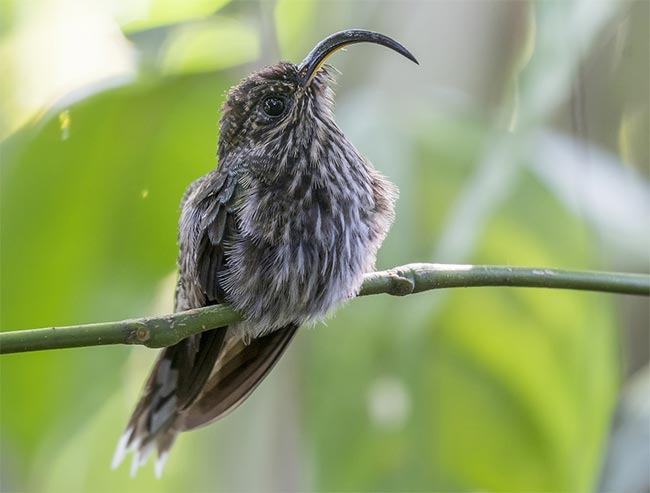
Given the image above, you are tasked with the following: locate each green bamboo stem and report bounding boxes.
[2,263,648,355]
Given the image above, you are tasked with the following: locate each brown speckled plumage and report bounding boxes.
[113,30,417,477]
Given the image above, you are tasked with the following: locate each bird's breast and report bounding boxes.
[224,168,379,335]
[239,166,371,244]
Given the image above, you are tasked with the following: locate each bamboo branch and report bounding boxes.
[1,263,648,355]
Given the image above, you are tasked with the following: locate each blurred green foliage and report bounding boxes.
[1,0,648,492]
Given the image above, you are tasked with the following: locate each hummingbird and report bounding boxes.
[112,29,418,477]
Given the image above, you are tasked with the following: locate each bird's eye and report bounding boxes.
[262,96,286,117]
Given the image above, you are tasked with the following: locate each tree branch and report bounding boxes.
[2,263,648,355]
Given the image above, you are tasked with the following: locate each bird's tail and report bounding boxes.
[111,325,298,477]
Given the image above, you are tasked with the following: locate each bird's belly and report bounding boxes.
[223,208,375,336]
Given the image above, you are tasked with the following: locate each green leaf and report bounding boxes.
[160,17,259,75]
[274,0,316,60]
[118,0,231,32]
[300,129,619,492]
[0,71,232,489]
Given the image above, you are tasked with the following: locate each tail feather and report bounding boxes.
[112,328,226,476]
[112,324,298,477]
[181,324,298,430]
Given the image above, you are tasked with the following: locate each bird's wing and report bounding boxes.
[114,169,298,477]
[114,170,237,475]
[147,170,240,420]
[176,169,238,310]
[180,324,298,431]
[176,168,299,429]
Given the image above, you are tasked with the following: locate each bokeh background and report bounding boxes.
[1,0,649,492]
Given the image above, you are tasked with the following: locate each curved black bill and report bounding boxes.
[297,29,419,86]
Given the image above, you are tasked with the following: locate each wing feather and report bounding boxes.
[180,324,299,430]
[115,167,299,477]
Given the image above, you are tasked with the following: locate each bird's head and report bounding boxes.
[217,29,418,161]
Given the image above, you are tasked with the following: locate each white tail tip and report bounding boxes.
[111,431,131,470]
